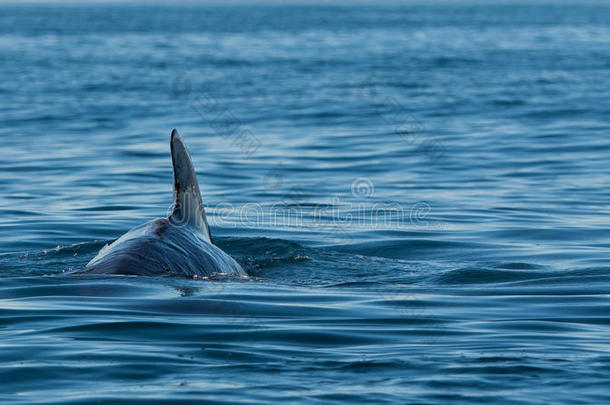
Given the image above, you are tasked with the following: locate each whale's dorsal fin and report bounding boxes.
[169,129,213,243]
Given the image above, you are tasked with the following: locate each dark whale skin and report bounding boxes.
[81,218,245,277]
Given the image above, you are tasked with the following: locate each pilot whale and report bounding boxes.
[81,129,246,277]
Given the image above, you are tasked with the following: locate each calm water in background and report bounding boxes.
[1,2,610,403]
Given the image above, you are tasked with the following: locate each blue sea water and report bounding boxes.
[1,1,610,403]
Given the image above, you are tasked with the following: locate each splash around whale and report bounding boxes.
[80,129,246,277]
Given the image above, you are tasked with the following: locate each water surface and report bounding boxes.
[1,2,610,403]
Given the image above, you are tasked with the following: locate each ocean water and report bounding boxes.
[1,1,610,403]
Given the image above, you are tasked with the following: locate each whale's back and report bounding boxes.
[83,219,244,277]
[81,130,245,277]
